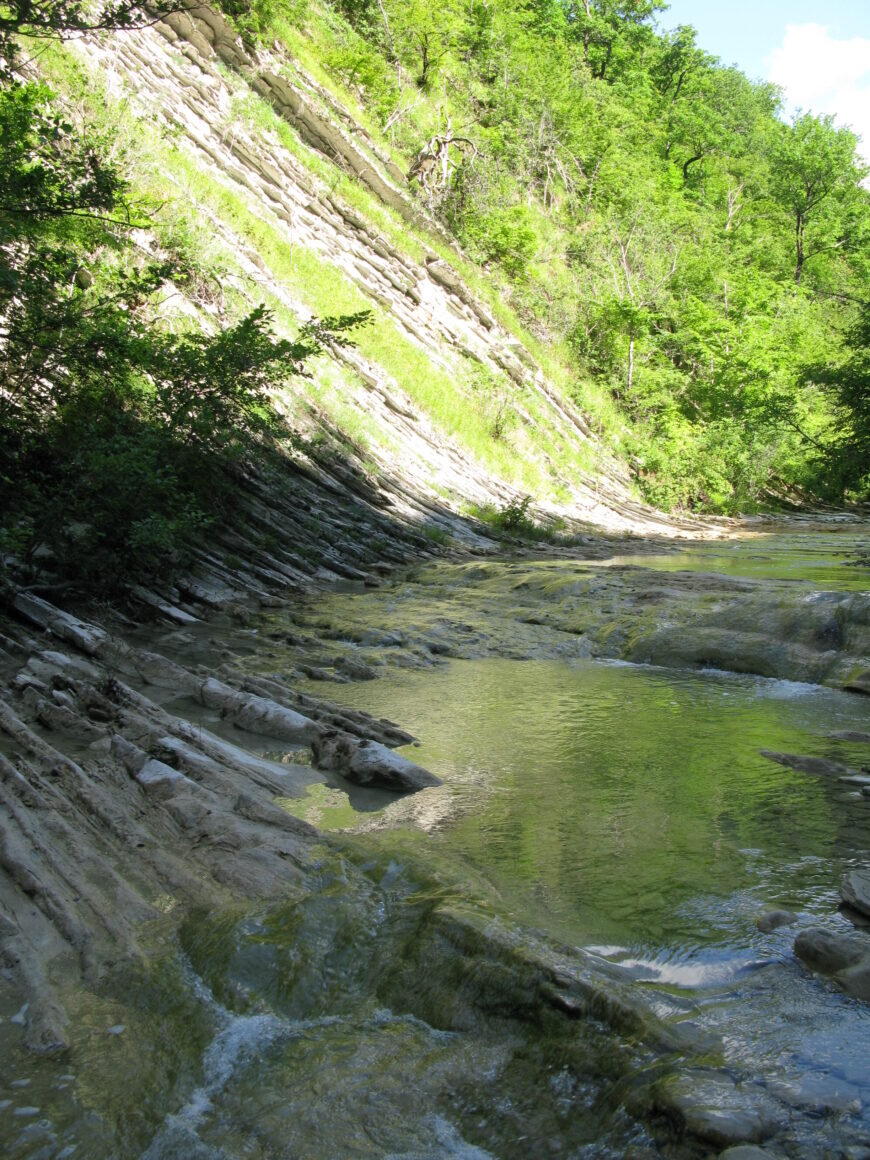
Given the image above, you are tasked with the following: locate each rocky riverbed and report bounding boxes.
[2,521,870,1157]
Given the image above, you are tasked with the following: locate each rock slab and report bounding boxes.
[312,731,441,792]
[841,867,870,918]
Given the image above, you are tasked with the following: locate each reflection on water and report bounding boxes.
[288,650,870,1126]
[596,526,870,590]
[292,659,870,941]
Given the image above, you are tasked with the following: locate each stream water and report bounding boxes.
[3,525,870,1158]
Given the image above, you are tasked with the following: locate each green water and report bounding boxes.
[268,527,870,1151]
[597,525,870,591]
[290,659,868,949]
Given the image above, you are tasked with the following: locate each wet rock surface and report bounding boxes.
[311,731,441,791]
[3,522,870,1156]
[842,867,870,917]
[235,532,870,699]
[755,909,798,933]
[647,1070,788,1150]
[793,926,870,1001]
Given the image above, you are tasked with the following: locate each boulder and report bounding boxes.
[844,670,870,695]
[12,592,106,657]
[135,758,195,798]
[312,731,441,792]
[199,678,320,744]
[334,655,378,681]
[841,867,870,918]
[793,926,870,1000]
[110,734,147,775]
[652,1070,786,1150]
[759,750,850,778]
[767,1073,862,1115]
[127,650,201,694]
[793,927,867,974]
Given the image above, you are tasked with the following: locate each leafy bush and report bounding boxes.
[0,81,368,594]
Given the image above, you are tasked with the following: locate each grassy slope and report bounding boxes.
[36,15,635,521]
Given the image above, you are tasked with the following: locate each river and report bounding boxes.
[3,523,870,1158]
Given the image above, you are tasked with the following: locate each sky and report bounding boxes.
[657,1,870,164]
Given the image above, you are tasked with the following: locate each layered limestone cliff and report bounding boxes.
[73,4,712,540]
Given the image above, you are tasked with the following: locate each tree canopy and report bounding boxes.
[321,0,870,508]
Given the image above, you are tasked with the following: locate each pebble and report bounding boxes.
[106,1024,126,1035]
[13,1106,40,1117]
[10,1079,31,1088]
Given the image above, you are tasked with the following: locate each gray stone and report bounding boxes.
[793,927,868,974]
[135,759,194,798]
[768,1073,862,1114]
[312,731,441,792]
[841,867,870,918]
[199,678,320,744]
[759,751,850,777]
[334,655,377,680]
[110,734,147,775]
[128,650,201,693]
[654,1071,786,1149]
[12,592,107,656]
[839,959,870,1002]
[845,670,870,694]
[27,650,100,681]
[718,1148,773,1160]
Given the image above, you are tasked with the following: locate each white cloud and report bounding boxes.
[766,23,870,166]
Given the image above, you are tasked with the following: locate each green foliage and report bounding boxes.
[325,39,399,122]
[217,0,308,43]
[472,205,538,278]
[319,0,870,510]
[495,494,534,532]
[769,113,868,284]
[470,495,542,538]
[803,302,870,497]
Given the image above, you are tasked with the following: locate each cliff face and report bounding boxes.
[73,5,705,540]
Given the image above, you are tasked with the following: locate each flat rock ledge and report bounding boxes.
[637,1070,788,1151]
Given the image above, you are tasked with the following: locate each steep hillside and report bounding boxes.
[56,3,698,540]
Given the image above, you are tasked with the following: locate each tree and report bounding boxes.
[0,79,369,591]
[383,0,465,88]
[562,0,663,81]
[770,113,868,284]
[803,302,870,495]
[0,0,189,77]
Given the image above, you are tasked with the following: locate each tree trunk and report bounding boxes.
[682,153,703,183]
[795,212,805,284]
